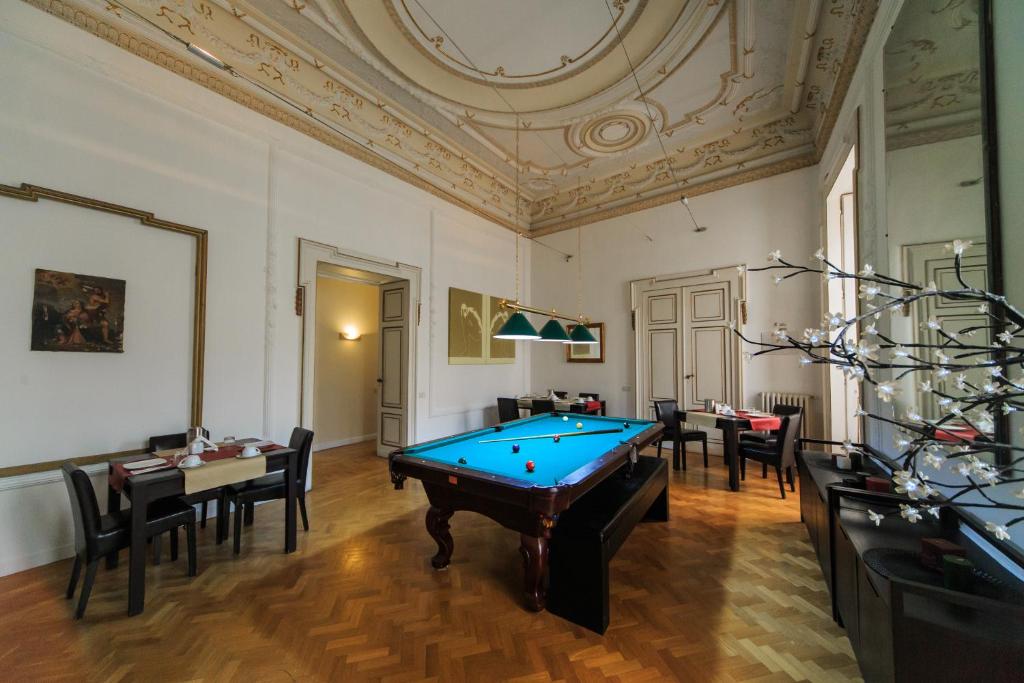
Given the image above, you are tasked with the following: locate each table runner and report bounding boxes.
[585,400,602,413]
[110,443,285,494]
[683,410,781,432]
[934,426,982,442]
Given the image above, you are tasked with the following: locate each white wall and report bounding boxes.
[0,1,530,575]
[530,167,823,430]
[313,277,379,449]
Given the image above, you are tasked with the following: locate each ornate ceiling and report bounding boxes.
[29,0,878,234]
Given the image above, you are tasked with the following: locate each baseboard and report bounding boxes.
[313,434,376,451]
[0,542,76,577]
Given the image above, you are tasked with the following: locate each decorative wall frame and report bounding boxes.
[0,183,207,478]
[448,287,516,365]
[566,322,605,363]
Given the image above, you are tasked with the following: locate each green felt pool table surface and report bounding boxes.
[399,413,655,485]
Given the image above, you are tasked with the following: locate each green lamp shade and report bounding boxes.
[494,311,541,340]
[566,323,598,344]
[537,318,571,342]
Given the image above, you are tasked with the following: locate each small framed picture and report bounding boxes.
[566,322,605,363]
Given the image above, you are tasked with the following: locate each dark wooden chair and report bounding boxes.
[739,413,803,498]
[221,428,314,555]
[569,403,587,414]
[61,462,196,618]
[497,397,521,423]
[148,431,222,545]
[531,399,555,415]
[739,404,802,478]
[653,400,708,470]
[553,391,569,399]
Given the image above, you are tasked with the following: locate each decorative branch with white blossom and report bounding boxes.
[736,242,1024,542]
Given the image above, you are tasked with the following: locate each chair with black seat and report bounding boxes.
[739,412,802,499]
[739,404,802,478]
[61,462,196,619]
[652,400,708,471]
[497,397,521,423]
[222,428,314,555]
[531,399,555,415]
[149,430,220,536]
[553,391,569,399]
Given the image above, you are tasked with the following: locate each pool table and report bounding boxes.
[388,413,663,611]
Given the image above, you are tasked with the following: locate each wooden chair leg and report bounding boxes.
[702,439,708,468]
[775,465,786,499]
[216,493,228,545]
[169,527,179,562]
[233,501,244,555]
[762,462,768,479]
[657,441,663,459]
[152,534,162,565]
[66,556,82,599]
[244,502,254,527]
[75,560,99,619]
[186,523,197,577]
[786,466,795,492]
[740,457,746,480]
[299,494,310,532]
[200,500,208,529]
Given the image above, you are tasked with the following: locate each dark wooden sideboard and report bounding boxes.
[797,450,1024,682]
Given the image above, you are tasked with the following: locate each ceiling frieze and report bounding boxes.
[21,0,880,235]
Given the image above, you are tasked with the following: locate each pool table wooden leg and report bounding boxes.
[520,534,549,612]
[426,506,455,569]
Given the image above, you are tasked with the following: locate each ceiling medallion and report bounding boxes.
[570,111,651,157]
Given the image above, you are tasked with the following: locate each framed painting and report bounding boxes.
[448,287,485,363]
[31,269,126,352]
[486,295,515,364]
[566,322,605,363]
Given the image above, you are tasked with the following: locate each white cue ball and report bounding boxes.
[576,422,583,429]
[562,416,568,422]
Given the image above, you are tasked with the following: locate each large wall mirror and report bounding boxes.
[875,0,1021,555]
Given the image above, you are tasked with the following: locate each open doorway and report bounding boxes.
[824,146,861,446]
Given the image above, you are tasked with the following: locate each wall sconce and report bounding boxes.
[339,325,362,341]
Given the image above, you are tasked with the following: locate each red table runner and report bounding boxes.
[934,426,982,443]
[110,443,285,492]
[687,409,781,431]
[585,400,602,413]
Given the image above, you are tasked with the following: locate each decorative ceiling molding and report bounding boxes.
[22,0,880,235]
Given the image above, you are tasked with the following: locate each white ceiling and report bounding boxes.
[65,0,879,233]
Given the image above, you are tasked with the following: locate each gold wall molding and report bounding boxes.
[0,182,208,478]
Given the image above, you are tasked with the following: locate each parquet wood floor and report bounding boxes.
[0,442,860,682]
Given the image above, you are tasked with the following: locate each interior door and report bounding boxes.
[638,287,683,420]
[682,281,735,411]
[377,280,409,456]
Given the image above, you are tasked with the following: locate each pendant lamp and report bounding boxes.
[537,317,571,342]
[566,322,598,344]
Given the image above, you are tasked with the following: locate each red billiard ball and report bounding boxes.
[512,444,520,453]
[525,460,535,473]
[553,435,560,443]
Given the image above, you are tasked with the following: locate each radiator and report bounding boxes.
[759,392,813,439]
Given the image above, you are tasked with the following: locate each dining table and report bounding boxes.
[106,438,298,616]
[675,409,782,492]
[516,396,607,415]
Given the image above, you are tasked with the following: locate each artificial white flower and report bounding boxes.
[867,510,884,527]
[985,521,1011,542]
[975,410,995,434]
[767,249,782,262]
[924,317,941,331]
[978,303,989,314]
[988,365,1003,378]
[803,328,825,345]
[824,312,846,329]
[773,276,784,285]
[893,470,922,499]
[998,330,1014,345]
[900,505,922,524]
[841,440,860,456]
[983,382,999,394]
[938,397,954,407]
[935,367,952,380]
[772,327,789,342]
[854,407,868,417]
[955,461,973,477]
[1004,404,1018,415]
[919,380,933,393]
[859,283,882,301]
[946,239,974,256]
[813,247,825,261]
[905,408,923,423]
[893,433,912,450]
[864,323,878,336]
[799,357,814,367]
[859,264,875,277]
[876,381,898,402]
[843,365,866,381]
[892,345,911,358]
[924,506,941,519]
[854,339,880,360]
[923,452,944,469]
[935,350,949,364]
[923,281,938,294]
[955,374,968,390]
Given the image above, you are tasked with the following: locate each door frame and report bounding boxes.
[297,238,421,455]
[629,265,746,421]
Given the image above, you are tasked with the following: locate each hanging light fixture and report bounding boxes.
[537,316,571,342]
[495,116,541,341]
[564,226,598,344]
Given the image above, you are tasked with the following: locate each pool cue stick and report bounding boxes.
[478,428,623,444]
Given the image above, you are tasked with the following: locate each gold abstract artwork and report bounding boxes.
[448,288,515,364]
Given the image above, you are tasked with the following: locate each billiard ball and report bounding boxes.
[553,435,560,443]
[576,422,583,429]
[512,444,520,453]
[562,416,568,422]
[525,460,535,473]
[623,422,629,428]
[458,457,467,464]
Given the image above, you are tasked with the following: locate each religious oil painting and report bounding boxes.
[31,269,125,352]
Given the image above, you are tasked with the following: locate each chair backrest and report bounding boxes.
[531,399,555,415]
[61,462,100,555]
[148,432,187,452]
[774,413,803,468]
[580,392,599,400]
[553,391,568,399]
[772,404,802,417]
[653,399,679,432]
[496,397,521,423]
[289,427,315,487]
[569,403,586,414]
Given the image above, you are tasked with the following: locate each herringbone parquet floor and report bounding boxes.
[0,442,860,682]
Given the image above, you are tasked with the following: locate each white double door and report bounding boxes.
[633,269,743,424]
